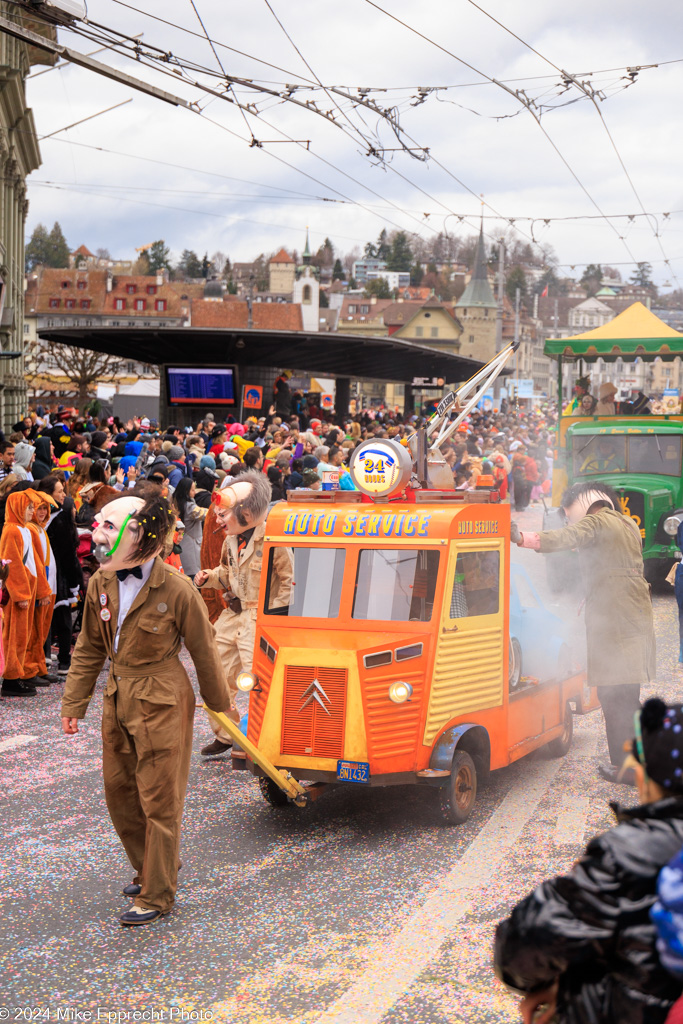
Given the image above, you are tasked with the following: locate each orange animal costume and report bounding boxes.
[0,490,39,684]
[25,490,58,680]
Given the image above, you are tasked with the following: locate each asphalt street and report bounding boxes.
[1,507,681,1024]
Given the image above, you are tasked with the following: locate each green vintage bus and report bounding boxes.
[545,302,683,584]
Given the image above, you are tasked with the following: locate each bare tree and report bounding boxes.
[34,341,124,409]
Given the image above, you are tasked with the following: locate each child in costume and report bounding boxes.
[0,490,41,696]
[26,489,59,685]
[61,493,231,927]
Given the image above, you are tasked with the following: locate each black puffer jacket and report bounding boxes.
[494,798,683,1023]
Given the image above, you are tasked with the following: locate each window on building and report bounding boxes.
[77,280,87,290]
[114,298,125,311]
[430,327,439,338]
[415,326,423,337]
[135,299,146,311]
[147,285,157,295]
[49,298,59,309]
[111,320,120,327]
[126,362,136,373]
[23,323,29,333]
[348,304,356,314]
[61,280,70,289]
[126,284,136,294]
[80,300,90,309]
[65,299,76,309]
[461,308,467,316]
[360,304,369,314]
[155,299,167,312]
[484,308,489,318]
[469,334,475,344]
[46,319,54,328]
[302,285,312,305]
[84,320,92,327]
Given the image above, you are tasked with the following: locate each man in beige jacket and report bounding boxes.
[195,470,293,755]
[61,493,231,927]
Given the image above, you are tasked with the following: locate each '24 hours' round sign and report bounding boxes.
[349,439,412,498]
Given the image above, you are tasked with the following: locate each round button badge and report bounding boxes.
[100,608,112,622]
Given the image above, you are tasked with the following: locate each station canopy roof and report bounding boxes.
[36,325,488,383]
[544,302,683,362]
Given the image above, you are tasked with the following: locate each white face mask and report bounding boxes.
[564,490,615,525]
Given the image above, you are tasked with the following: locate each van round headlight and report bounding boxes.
[236,671,256,692]
[388,681,413,704]
[664,516,682,537]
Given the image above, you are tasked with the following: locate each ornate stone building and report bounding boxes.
[0,3,47,430]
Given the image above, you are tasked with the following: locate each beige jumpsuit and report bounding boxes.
[61,557,230,914]
[199,521,293,742]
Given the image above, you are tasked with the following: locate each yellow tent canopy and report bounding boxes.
[545,302,683,361]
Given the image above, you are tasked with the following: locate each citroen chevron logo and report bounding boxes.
[299,678,331,716]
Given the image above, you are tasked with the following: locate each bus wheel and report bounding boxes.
[439,750,477,825]
[258,776,290,808]
[546,701,573,758]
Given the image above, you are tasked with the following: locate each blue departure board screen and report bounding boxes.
[166,366,236,405]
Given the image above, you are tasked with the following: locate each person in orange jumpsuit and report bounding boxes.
[25,489,59,686]
[0,490,40,696]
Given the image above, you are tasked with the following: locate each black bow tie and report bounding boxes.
[116,566,143,582]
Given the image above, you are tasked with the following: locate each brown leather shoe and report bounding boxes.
[200,738,232,756]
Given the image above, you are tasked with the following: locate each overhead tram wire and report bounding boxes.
[360,0,650,269]
[54,14,447,240]
[462,0,682,288]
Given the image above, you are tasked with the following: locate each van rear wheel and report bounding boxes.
[439,750,477,825]
[258,776,291,808]
[546,701,573,758]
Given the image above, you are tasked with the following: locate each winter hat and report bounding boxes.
[168,445,184,461]
[632,699,683,794]
[199,454,216,471]
[140,417,150,428]
[91,430,107,448]
[14,441,35,469]
[302,454,319,470]
[161,440,174,454]
[599,382,617,400]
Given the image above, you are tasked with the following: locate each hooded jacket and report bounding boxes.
[495,797,683,1024]
[13,441,35,481]
[32,436,53,480]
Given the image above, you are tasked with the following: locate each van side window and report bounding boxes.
[449,551,500,618]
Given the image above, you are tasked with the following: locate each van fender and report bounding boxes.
[430,723,491,783]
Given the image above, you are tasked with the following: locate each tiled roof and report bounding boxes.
[191,299,303,331]
[269,248,294,264]
[72,244,94,257]
[27,268,183,319]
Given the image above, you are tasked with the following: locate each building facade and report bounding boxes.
[0,3,47,430]
[455,226,497,363]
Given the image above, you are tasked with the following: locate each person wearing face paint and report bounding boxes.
[25,489,59,686]
[0,490,41,696]
[194,470,293,756]
[60,493,231,927]
[512,480,655,785]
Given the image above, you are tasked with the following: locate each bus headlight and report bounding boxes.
[664,516,682,537]
[388,681,413,704]
[236,671,256,692]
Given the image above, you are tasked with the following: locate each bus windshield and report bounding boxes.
[352,549,440,622]
[573,434,682,477]
[264,547,345,618]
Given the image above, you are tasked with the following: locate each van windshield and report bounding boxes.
[352,549,439,622]
[573,433,682,477]
[264,546,345,618]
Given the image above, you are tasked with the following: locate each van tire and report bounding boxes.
[439,750,477,825]
[546,701,573,758]
[509,637,522,690]
[258,776,291,808]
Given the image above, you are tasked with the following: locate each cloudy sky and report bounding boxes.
[22,0,683,286]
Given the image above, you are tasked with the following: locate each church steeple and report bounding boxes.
[456,220,496,309]
[302,226,311,265]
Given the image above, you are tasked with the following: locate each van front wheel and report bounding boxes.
[258,776,291,808]
[439,750,477,825]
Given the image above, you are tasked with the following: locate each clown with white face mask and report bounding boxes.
[61,493,231,927]
[195,470,293,756]
[511,481,655,786]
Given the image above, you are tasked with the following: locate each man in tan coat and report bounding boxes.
[513,480,655,785]
[195,470,293,755]
[61,493,231,927]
